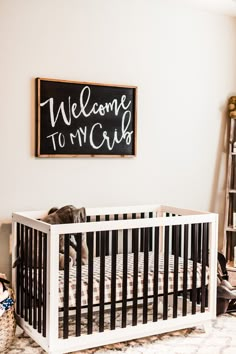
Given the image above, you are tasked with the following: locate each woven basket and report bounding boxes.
[0,291,16,353]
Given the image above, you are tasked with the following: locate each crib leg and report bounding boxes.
[203,320,212,335]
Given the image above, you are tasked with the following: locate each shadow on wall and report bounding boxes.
[0,222,13,283]
[210,99,229,253]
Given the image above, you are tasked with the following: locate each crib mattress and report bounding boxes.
[58,252,209,308]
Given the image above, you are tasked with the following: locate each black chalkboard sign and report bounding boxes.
[36,78,137,157]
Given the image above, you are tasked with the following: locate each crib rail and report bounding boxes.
[12,205,218,353]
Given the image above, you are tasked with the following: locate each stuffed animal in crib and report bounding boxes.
[0,274,14,317]
[41,205,88,269]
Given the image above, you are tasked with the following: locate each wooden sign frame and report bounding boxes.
[36,78,137,157]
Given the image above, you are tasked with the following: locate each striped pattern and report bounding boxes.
[58,252,209,308]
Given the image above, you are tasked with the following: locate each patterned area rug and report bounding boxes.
[5,312,236,354]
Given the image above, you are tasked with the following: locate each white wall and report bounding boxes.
[1,0,236,279]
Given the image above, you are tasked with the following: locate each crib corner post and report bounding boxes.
[208,213,219,319]
[46,226,59,350]
[11,218,17,293]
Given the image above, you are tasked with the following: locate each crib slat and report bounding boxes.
[99,231,106,332]
[179,224,182,257]
[173,225,180,318]
[196,224,202,304]
[111,227,118,330]
[148,212,153,251]
[132,228,139,326]
[75,233,82,336]
[16,223,20,315]
[96,216,101,256]
[182,224,189,316]
[143,228,149,324]
[24,226,29,322]
[38,231,43,333]
[140,213,145,251]
[153,226,159,322]
[201,223,208,312]
[122,216,128,328]
[163,226,169,320]
[198,224,202,263]
[63,234,70,339]
[42,233,47,337]
[191,224,198,314]
[87,232,94,335]
[20,224,24,319]
[105,215,110,255]
[28,227,33,325]
[33,229,38,329]
[132,213,137,252]
[206,222,209,308]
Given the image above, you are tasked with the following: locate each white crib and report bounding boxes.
[12,204,218,354]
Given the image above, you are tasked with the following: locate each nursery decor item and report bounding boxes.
[36,78,137,157]
[0,274,16,352]
[223,96,236,264]
[12,204,218,354]
[13,205,88,270]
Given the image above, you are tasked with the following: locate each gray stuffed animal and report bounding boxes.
[41,205,88,269]
[13,205,88,271]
